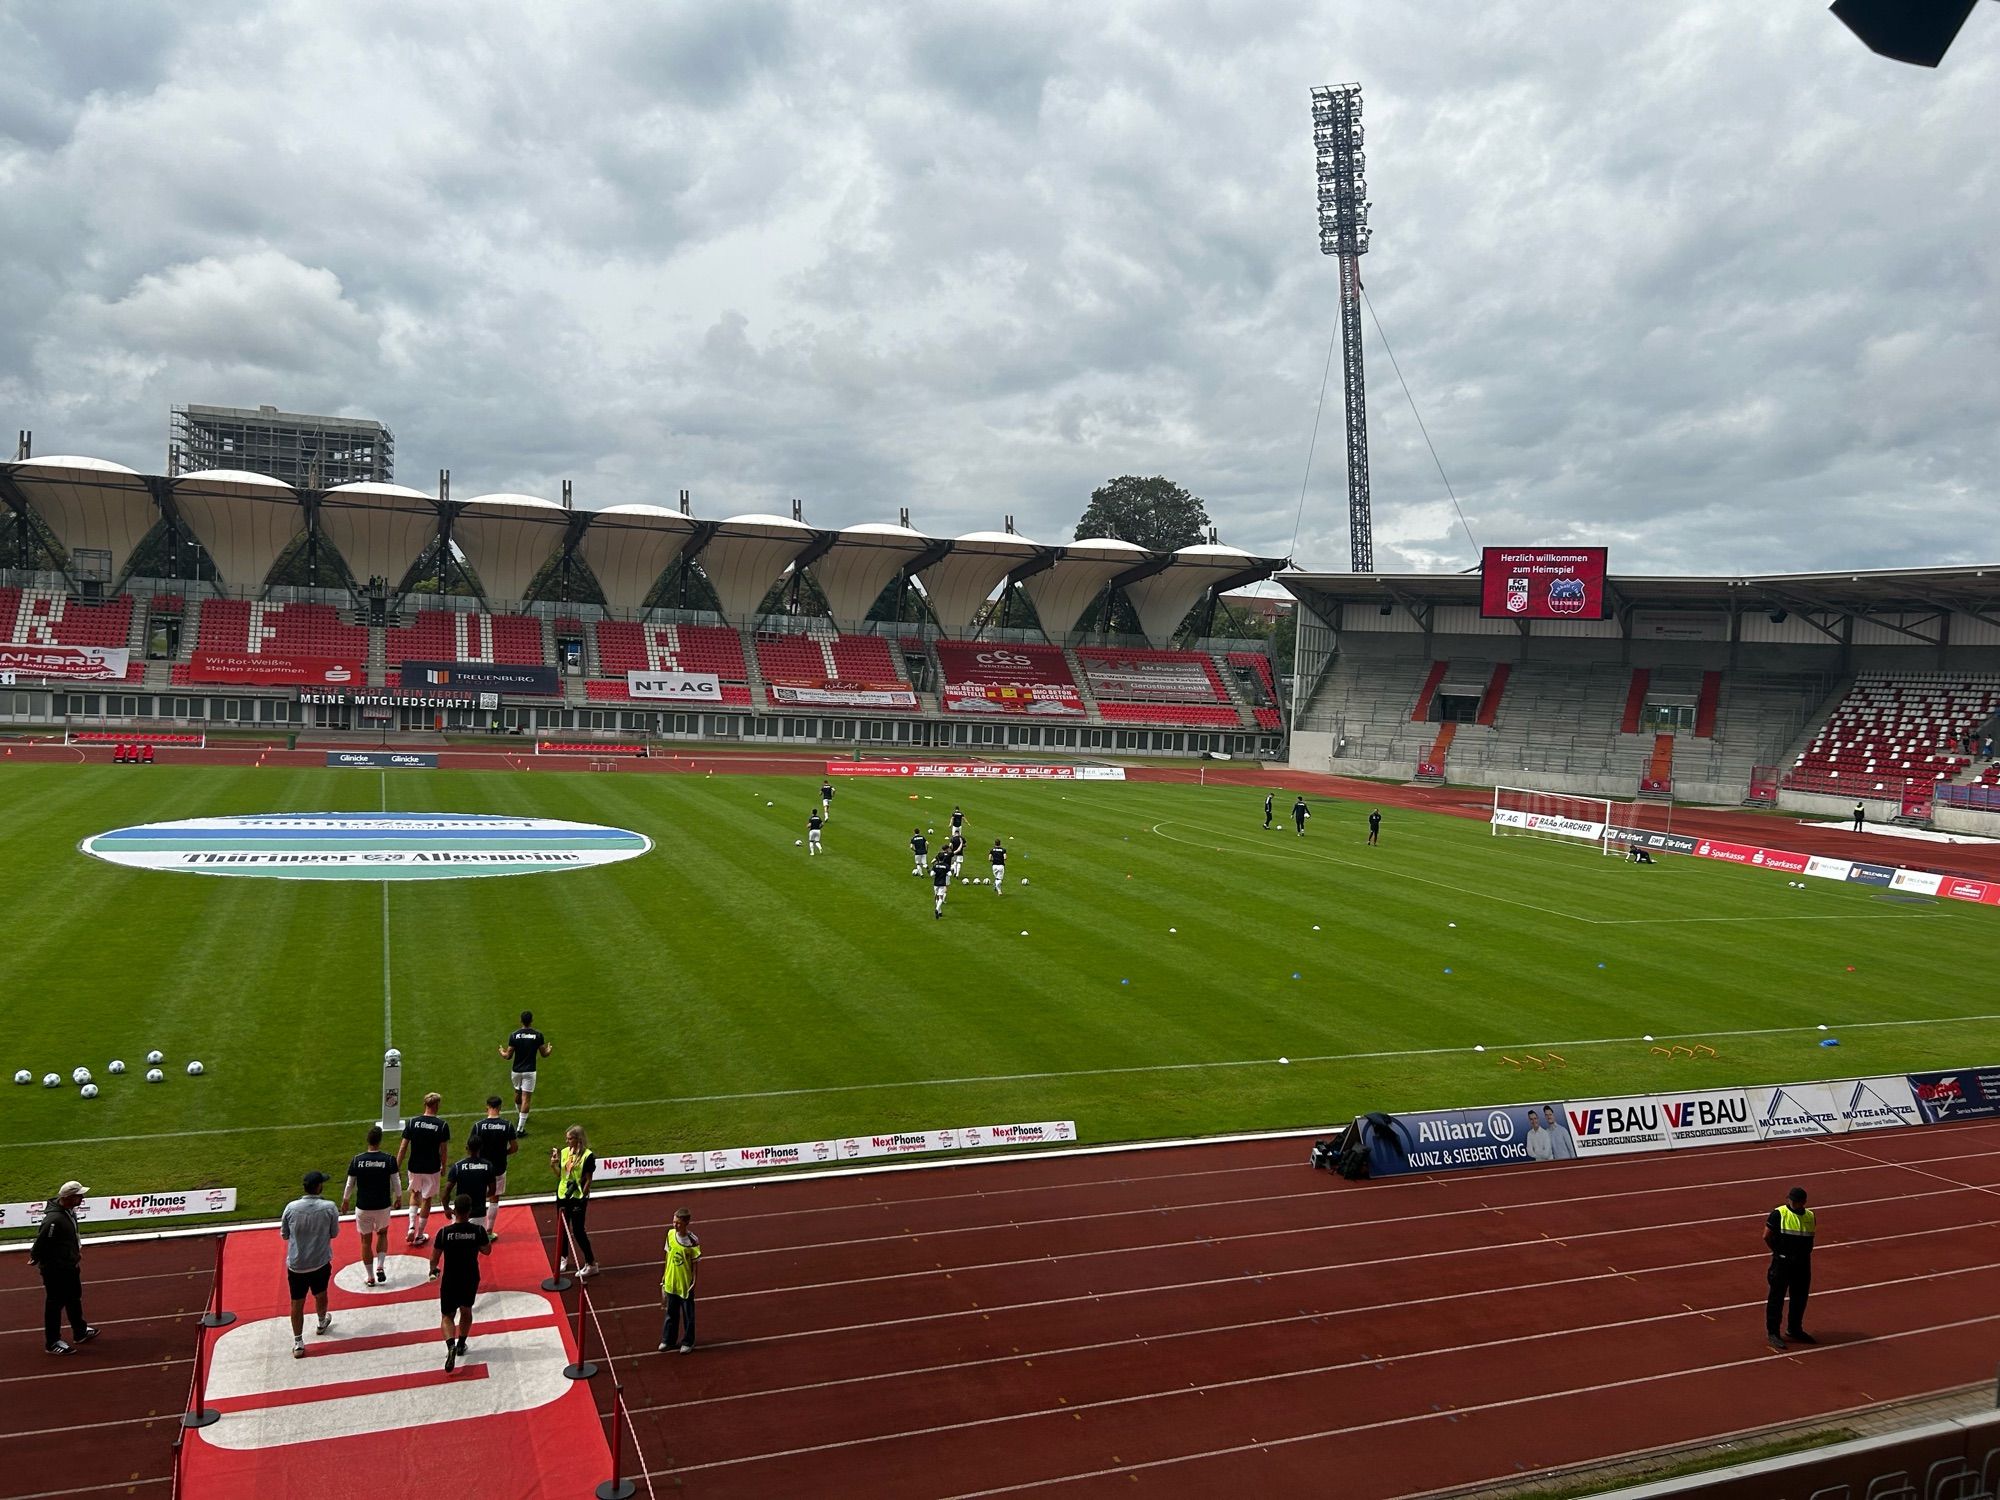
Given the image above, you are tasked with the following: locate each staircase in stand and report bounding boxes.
[1476,662,1511,726]
[1639,732,1675,799]
[1411,660,1449,722]
[1621,668,1650,735]
[1415,721,1456,783]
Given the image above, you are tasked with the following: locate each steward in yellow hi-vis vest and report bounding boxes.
[1764,1186,1817,1351]
[661,1208,702,1354]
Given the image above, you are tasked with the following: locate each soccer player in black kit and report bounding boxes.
[807,805,824,855]
[498,1011,550,1136]
[931,849,954,918]
[469,1096,518,1232]
[950,805,965,838]
[340,1125,402,1285]
[429,1196,491,1373]
[1264,792,1274,830]
[1292,796,1311,837]
[1367,809,1382,846]
[447,1141,499,1235]
[397,1092,450,1246]
[988,839,1007,893]
[910,826,928,875]
[821,780,835,818]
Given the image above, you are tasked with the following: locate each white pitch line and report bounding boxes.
[1150,819,1934,926]
[9,1013,2000,1153]
[380,770,393,1049]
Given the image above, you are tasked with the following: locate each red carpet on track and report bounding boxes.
[178,1205,609,1500]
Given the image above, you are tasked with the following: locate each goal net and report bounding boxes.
[1490,786,1618,855]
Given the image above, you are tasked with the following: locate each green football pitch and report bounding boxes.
[2,762,1995,1219]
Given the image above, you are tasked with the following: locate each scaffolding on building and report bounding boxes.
[169,404,394,488]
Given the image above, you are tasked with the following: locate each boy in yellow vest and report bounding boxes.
[660,1208,702,1354]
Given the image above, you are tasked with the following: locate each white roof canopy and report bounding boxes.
[701,515,815,621]
[576,505,699,613]
[1124,543,1255,645]
[1022,537,1151,637]
[451,494,569,607]
[8,457,158,583]
[918,531,1043,637]
[316,482,440,588]
[811,522,932,629]
[170,470,304,595]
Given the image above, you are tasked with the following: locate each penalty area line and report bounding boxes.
[1149,819,1936,927]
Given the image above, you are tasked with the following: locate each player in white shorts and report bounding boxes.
[341,1125,403,1285]
[807,807,824,855]
[397,1093,450,1246]
[499,1011,550,1135]
[989,838,1007,894]
[909,827,928,874]
[948,832,966,878]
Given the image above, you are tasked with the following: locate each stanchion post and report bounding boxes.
[595,1384,636,1500]
[180,1319,220,1430]
[199,1233,236,1329]
[542,1203,575,1294]
[563,1280,599,1382]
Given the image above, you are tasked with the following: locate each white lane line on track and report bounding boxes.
[580,1138,2000,1284]
[1148,818,1937,926]
[644,1291,2000,1480]
[575,1117,2000,1241]
[584,1136,2000,1280]
[0,1356,193,1387]
[625,1247,2000,1418]
[0,1480,170,1500]
[578,1192,2000,1332]
[928,1309,2000,1498]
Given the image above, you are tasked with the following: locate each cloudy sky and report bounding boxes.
[2,1,1994,575]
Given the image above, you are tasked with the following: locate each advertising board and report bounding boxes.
[1479,547,1609,620]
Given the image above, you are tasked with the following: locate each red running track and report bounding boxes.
[529,1120,2000,1499]
[5,1123,1998,1498]
[0,1234,215,1498]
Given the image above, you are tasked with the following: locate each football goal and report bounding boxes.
[1491,786,1677,858]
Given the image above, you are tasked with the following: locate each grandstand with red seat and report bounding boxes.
[934,640,1085,716]
[172,599,367,685]
[587,620,753,704]
[1,585,143,681]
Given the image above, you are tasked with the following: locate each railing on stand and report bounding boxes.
[170,1235,237,1498]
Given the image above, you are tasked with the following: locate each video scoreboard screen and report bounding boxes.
[1479,547,1610,620]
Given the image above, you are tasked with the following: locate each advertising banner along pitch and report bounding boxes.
[1361,1102,1576,1177]
[1908,1068,2000,1123]
[0,1187,237,1230]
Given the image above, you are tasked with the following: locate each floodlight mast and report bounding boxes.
[1311,82,1374,572]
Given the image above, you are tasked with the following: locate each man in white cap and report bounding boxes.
[30,1182,97,1355]
[279,1170,340,1359]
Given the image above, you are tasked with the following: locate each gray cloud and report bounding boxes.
[2,2,1994,571]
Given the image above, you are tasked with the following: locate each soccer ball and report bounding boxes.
[146,1050,164,1065]
[1020,878,1029,886]
[80,1084,99,1099]
[108,1059,126,1075]
[71,1067,91,1085]
[42,1073,60,1088]
[145,1068,164,1083]
[186,1060,205,1076]
[794,839,802,846]
[12,1069,30,1085]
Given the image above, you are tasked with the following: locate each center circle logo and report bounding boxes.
[1486,1110,1515,1141]
[81,813,651,881]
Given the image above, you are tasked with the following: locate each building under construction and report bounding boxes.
[168,403,394,488]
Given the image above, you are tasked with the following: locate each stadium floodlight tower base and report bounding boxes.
[1489,786,1619,854]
